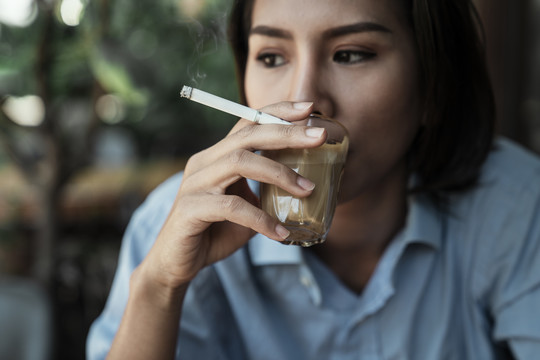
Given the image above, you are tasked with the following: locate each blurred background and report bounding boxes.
[0,0,539,359]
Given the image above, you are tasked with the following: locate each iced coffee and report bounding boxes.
[261,115,349,247]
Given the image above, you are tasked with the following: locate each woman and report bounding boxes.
[87,0,540,358]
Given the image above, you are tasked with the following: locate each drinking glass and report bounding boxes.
[261,114,349,247]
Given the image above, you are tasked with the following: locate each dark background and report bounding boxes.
[0,0,539,359]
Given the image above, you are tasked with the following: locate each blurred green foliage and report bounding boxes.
[0,2,239,356]
[0,0,240,285]
[0,0,238,164]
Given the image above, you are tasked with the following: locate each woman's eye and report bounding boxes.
[333,50,375,64]
[256,53,286,68]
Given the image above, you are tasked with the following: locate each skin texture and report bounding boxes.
[106,0,422,358]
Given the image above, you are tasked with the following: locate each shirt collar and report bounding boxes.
[403,192,443,250]
[248,233,303,266]
[248,192,443,266]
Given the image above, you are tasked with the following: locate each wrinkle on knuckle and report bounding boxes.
[279,124,297,139]
[235,124,257,140]
[220,195,243,212]
[253,208,267,228]
[228,149,250,166]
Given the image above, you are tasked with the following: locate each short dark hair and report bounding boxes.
[227,0,496,197]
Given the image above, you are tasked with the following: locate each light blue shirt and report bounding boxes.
[87,138,540,359]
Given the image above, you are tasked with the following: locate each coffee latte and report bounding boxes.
[261,139,348,246]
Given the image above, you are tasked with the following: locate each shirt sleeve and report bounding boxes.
[489,179,540,358]
[85,174,181,360]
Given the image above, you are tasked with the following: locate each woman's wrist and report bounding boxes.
[130,262,189,312]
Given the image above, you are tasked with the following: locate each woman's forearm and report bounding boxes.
[106,264,188,360]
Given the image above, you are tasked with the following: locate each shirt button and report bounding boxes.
[300,275,312,288]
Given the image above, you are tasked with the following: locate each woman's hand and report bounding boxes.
[139,101,325,290]
[107,101,325,360]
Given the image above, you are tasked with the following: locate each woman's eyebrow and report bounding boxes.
[249,25,293,39]
[323,22,392,38]
[249,22,392,40]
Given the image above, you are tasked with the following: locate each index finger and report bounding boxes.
[228,101,314,135]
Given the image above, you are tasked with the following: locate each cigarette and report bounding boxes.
[180,86,291,125]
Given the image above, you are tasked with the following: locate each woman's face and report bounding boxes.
[245,0,421,202]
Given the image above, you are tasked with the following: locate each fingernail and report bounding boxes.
[293,102,313,110]
[305,127,325,138]
[275,224,290,240]
[297,176,316,191]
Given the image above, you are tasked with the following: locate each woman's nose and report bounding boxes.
[289,56,334,117]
